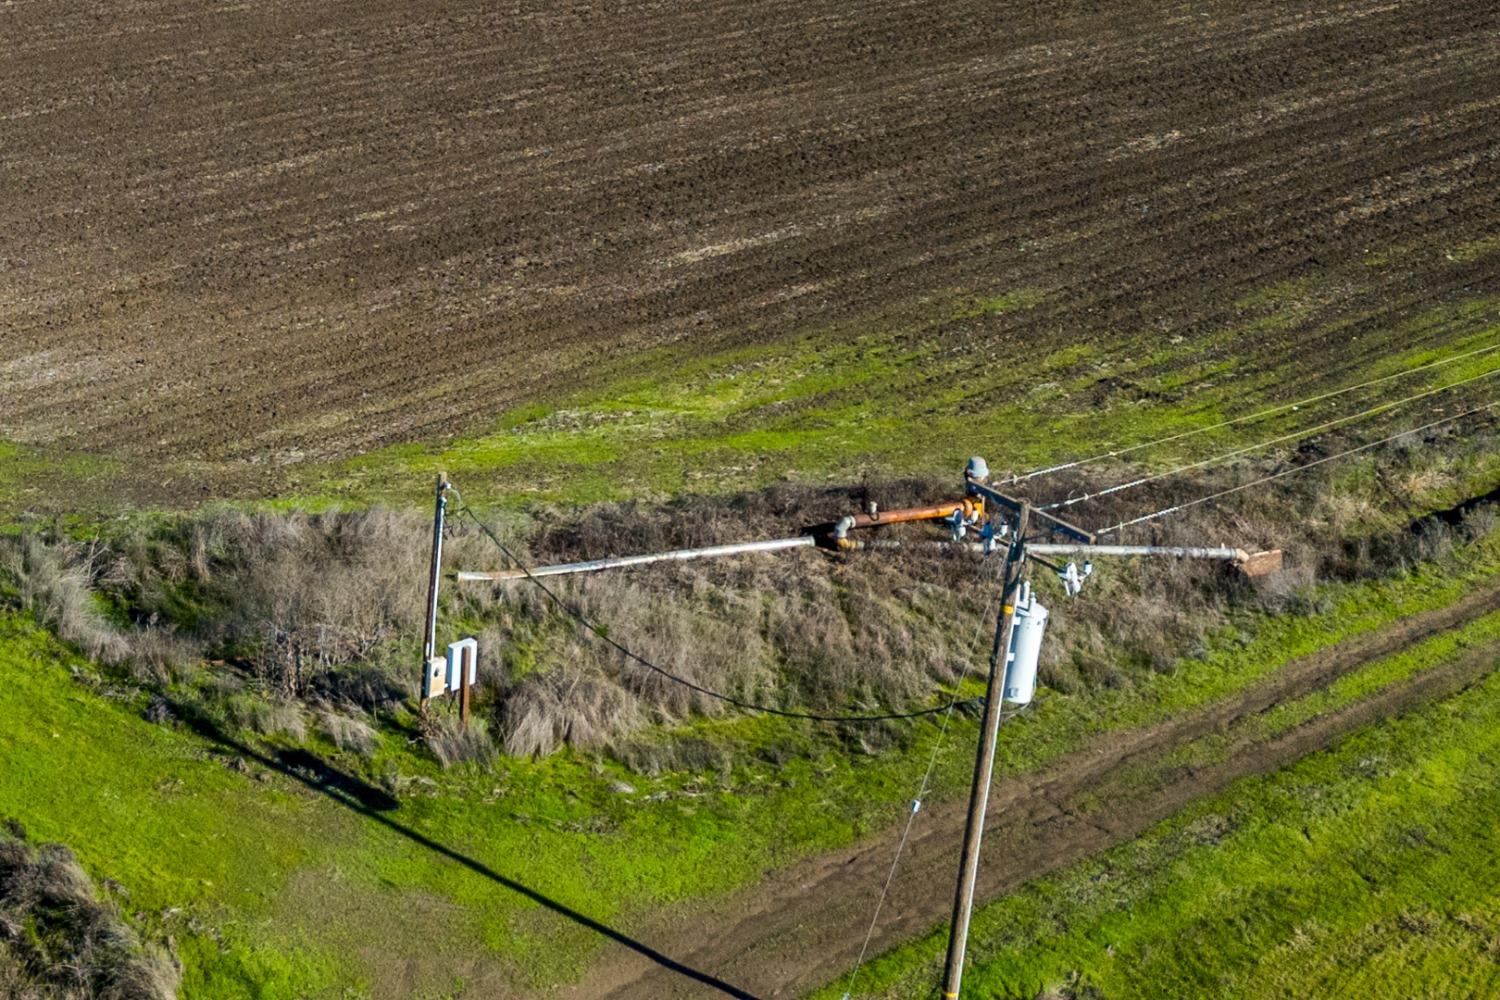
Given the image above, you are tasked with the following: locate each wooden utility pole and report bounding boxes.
[440,457,1276,996]
[420,472,450,713]
[940,503,1029,999]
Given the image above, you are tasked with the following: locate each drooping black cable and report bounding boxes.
[455,501,982,724]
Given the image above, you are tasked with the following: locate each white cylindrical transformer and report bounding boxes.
[1004,590,1048,705]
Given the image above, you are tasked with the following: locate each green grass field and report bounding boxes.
[816,630,1500,1000]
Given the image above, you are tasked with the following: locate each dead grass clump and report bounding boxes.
[227,694,307,742]
[612,734,742,776]
[318,709,378,757]
[111,508,430,700]
[425,715,497,768]
[0,823,179,999]
[1250,556,1320,614]
[496,663,644,757]
[120,628,199,686]
[0,534,130,667]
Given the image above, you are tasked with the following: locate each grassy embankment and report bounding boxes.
[814,612,1500,1000]
[5,523,1500,997]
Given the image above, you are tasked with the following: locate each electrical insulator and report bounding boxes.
[1060,560,1095,597]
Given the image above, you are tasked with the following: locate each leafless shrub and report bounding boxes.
[113,509,430,699]
[1461,503,1497,542]
[0,825,179,999]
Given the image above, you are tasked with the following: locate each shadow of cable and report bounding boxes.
[169,701,760,1000]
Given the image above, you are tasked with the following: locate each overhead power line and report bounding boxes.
[1009,340,1500,485]
[1042,363,1500,513]
[1097,399,1499,536]
[841,588,997,1000]
[454,500,981,724]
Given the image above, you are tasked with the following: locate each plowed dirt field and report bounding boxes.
[3,0,1498,485]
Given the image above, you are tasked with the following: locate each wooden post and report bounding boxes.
[459,643,473,728]
[941,503,1030,999]
[420,472,449,713]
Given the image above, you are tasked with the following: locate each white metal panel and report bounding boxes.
[446,637,478,691]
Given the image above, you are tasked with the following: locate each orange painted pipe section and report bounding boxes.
[847,498,982,530]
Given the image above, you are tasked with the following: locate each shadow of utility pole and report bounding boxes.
[167,701,760,1000]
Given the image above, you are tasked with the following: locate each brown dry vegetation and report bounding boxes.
[3,416,1495,767]
[0,822,178,1000]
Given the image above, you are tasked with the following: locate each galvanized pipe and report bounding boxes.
[852,539,1249,562]
[455,535,817,582]
[420,473,449,711]
[1029,543,1249,562]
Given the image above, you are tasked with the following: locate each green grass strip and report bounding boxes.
[814,639,1500,999]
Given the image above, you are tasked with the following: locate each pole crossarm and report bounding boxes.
[964,480,1095,544]
[850,538,1260,566]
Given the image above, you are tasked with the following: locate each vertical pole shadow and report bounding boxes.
[169,702,760,1000]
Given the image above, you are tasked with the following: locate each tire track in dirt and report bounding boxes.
[563,573,1500,999]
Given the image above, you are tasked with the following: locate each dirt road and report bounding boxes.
[4,0,1498,483]
[561,575,1500,998]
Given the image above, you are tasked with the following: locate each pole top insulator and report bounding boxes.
[965,456,990,483]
